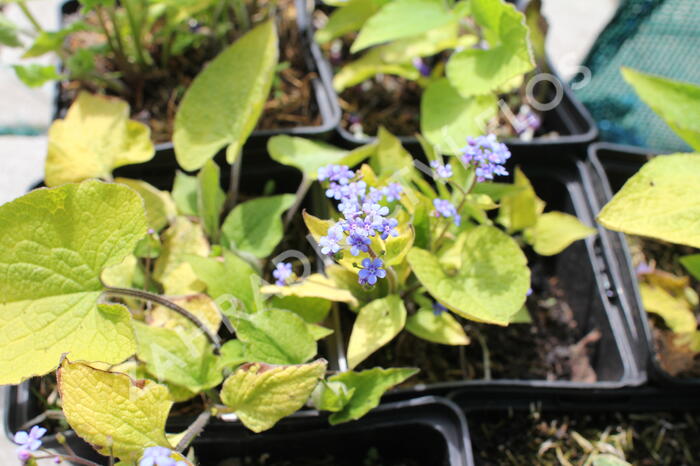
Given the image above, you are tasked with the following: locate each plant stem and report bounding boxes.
[386,265,398,294]
[103,286,222,351]
[472,327,491,380]
[176,410,212,452]
[230,0,251,31]
[37,450,101,466]
[105,6,130,72]
[225,156,242,213]
[17,1,43,33]
[283,174,311,230]
[123,0,148,67]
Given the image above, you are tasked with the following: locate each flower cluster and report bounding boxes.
[317,165,402,287]
[461,134,511,182]
[272,262,294,286]
[430,160,453,180]
[139,446,189,466]
[13,426,46,462]
[433,198,461,226]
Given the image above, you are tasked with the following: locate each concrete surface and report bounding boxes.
[0,0,620,462]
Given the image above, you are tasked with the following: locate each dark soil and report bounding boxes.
[628,236,700,378]
[59,0,321,143]
[313,12,550,141]
[357,273,600,386]
[470,410,700,465]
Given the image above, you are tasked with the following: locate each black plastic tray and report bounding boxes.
[327,152,643,396]
[54,0,341,159]
[4,389,474,466]
[582,142,700,388]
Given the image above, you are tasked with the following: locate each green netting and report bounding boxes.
[574,0,700,153]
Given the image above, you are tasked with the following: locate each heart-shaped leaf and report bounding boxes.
[58,360,173,461]
[45,92,154,187]
[174,21,278,170]
[347,295,406,369]
[0,181,146,384]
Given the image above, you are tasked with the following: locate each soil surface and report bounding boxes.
[59,0,321,143]
[629,236,700,378]
[471,410,700,465]
[357,269,600,386]
[312,14,551,141]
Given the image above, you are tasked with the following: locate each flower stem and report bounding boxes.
[225,155,242,213]
[283,173,311,230]
[123,0,148,67]
[176,410,212,452]
[17,1,43,33]
[103,286,222,351]
[230,0,251,31]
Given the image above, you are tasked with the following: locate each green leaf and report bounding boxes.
[58,360,172,461]
[261,273,359,307]
[680,254,700,281]
[221,194,295,258]
[384,224,415,266]
[23,30,68,58]
[407,225,530,325]
[621,67,700,151]
[523,212,595,256]
[196,160,225,241]
[328,368,418,424]
[347,295,407,369]
[497,167,544,233]
[351,0,453,53]
[0,15,21,47]
[371,127,416,179]
[115,178,176,232]
[377,21,462,64]
[102,255,138,289]
[445,0,534,97]
[133,322,222,392]
[509,305,532,324]
[153,217,210,294]
[45,92,154,187]
[0,181,146,385]
[310,381,355,412]
[173,21,278,170]
[406,308,469,345]
[597,154,700,248]
[172,171,198,216]
[421,78,497,155]
[218,339,247,371]
[333,47,420,92]
[13,64,62,88]
[315,0,390,44]
[640,284,697,334]
[269,295,331,324]
[148,294,222,334]
[307,323,334,340]
[232,308,317,364]
[267,135,376,179]
[220,360,327,432]
[187,250,261,314]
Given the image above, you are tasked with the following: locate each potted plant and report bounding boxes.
[261,128,640,393]
[587,67,700,386]
[0,0,339,153]
[310,0,596,153]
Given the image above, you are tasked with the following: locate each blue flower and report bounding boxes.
[348,233,371,256]
[430,160,453,180]
[515,105,541,135]
[412,57,431,77]
[14,426,46,460]
[358,258,387,286]
[433,301,448,316]
[318,165,355,184]
[361,202,389,218]
[272,262,293,286]
[433,198,461,226]
[325,182,344,200]
[139,446,188,466]
[341,180,368,201]
[377,217,399,240]
[319,224,344,256]
[461,134,511,182]
[382,183,403,202]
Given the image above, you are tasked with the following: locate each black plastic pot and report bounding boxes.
[582,142,700,388]
[55,0,341,168]
[331,70,597,157]
[4,388,474,466]
[448,386,700,465]
[327,152,642,396]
